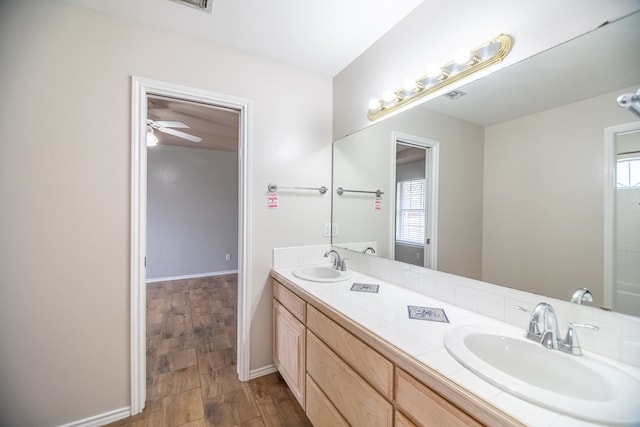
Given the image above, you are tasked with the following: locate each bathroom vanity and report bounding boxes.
[272,270,522,426]
[271,266,640,426]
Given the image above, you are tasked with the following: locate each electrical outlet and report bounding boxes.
[225,253,231,261]
[323,223,331,237]
[332,223,339,236]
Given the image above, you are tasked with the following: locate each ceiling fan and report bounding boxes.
[147,119,202,143]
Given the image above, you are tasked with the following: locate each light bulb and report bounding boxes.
[425,64,442,78]
[402,78,417,93]
[368,98,381,111]
[454,48,472,64]
[146,131,158,146]
[382,90,397,104]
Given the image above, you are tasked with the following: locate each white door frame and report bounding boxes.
[603,121,640,310]
[389,132,439,269]
[130,76,252,414]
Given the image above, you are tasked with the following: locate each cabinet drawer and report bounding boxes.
[396,369,481,427]
[306,305,393,399]
[305,374,349,427]
[273,279,305,322]
[307,331,393,427]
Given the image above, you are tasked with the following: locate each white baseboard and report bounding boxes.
[146,270,239,283]
[249,364,277,379]
[58,407,130,427]
[58,367,277,426]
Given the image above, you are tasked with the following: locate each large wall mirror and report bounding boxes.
[332,11,640,317]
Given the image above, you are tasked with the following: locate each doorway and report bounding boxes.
[604,122,640,316]
[130,77,252,414]
[146,95,239,280]
[390,132,439,269]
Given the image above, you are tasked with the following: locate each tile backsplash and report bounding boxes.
[272,244,332,269]
[273,245,640,368]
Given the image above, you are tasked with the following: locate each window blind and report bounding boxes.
[396,178,426,245]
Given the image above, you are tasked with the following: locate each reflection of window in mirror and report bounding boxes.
[396,178,426,245]
[616,157,640,188]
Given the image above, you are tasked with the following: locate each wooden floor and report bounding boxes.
[106,274,311,427]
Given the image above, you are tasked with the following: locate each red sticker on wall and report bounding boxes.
[268,193,278,209]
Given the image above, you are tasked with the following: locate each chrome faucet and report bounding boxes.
[570,288,593,305]
[362,246,376,254]
[324,249,347,271]
[514,302,599,356]
[560,322,599,356]
[524,302,560,349]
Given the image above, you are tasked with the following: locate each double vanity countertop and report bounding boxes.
[271,266,640,427]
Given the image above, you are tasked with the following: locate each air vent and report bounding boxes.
[443,90,467,100]
[169,0,214,14]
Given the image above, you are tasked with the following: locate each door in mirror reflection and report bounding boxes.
[393,135,439,268]
[614,128,640,316]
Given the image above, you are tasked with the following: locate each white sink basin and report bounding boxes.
[444,325,640,425]
[292,265,353,283]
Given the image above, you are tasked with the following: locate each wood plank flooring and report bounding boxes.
[106,274,311,427]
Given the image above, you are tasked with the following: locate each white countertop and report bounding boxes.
[275,266,640,427]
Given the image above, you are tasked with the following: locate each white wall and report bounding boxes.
[0,1,332,426]
[333,0,640,139]
[147,145,238,279]
[332,128,392,255]
[483,88,637,306]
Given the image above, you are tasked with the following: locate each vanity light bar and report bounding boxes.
[367,34,513,121]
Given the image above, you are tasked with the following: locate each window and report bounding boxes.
[617,158,640,189]
[396,178,426,245]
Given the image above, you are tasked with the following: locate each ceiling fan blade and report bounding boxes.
[153,120,189,129]
[158,127,202,143]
